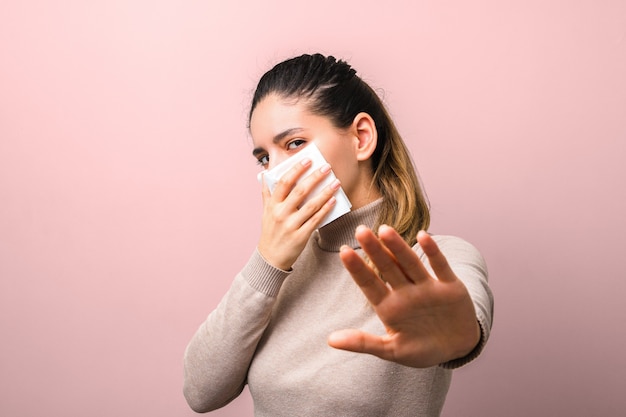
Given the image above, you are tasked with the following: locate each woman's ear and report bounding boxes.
[352,112,378,161]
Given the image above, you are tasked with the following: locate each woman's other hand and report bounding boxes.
[257,159,340,271]
[329,226,481,368]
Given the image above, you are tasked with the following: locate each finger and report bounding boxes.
[260,173,271,202]
[297,192,337,232]
[354,226,412,288]
[339,245,389,306]
[377,225,431,284]
[293,176,340,225]
[416,230,457,283]
[327,329,393,361]
[271,157,312,201]
[284,163,334,209]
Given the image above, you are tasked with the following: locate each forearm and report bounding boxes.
[432,236,494,369]
[183,250,289,412]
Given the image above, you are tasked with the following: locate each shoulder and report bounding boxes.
[431,234,483,258]
[419,234,488,277]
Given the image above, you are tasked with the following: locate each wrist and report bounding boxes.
[256,246,294,272]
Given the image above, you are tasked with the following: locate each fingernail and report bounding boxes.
[330,179,340,190]
[300,157,311,166]
[320,163,331,173]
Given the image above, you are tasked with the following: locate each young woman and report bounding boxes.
[184,53,494,416]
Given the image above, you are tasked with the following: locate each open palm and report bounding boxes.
[328,225,481,368]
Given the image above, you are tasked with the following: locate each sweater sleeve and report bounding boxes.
[183,249,290,412]
[429,235,494,370]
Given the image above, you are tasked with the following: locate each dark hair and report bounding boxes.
[249,53,430,245]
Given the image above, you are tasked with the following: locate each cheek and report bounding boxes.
[326,152,359,193]
[316,135,359,189]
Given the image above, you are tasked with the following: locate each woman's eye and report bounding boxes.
[287,139,306,150]
[257,155,269,166]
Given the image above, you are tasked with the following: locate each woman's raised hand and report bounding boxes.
[257,158,340,271]
[328,225,481,368]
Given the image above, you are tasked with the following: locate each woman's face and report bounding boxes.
[250,94,371,206]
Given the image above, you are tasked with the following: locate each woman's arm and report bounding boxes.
[434,234,493,369]
[183,250,290,412]
[328,226,494,369]
[184,156,340,411]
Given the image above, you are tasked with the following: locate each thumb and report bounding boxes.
[328,329,390,359]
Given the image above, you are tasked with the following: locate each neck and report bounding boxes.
[315,198,383,252]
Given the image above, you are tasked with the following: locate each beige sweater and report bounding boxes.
[183,199,493,416]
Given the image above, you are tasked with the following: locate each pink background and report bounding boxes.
[1,1,625,416]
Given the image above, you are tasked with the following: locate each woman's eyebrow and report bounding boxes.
[252,127,305,157]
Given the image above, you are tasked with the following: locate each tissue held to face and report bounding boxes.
[250,94,380,211]
[257,142,352,227]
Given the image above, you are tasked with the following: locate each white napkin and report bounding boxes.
[257,143,352,227]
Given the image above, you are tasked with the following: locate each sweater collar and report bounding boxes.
[314,198,382,252]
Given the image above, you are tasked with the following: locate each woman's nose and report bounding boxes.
[266,152,290,171]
